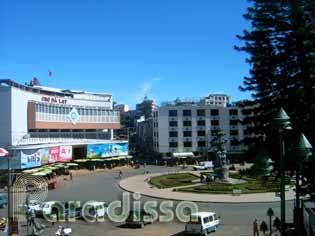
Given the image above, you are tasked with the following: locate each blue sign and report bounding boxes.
[87,143,128,158]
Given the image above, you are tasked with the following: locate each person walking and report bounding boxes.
[70,172,73,181]
[253,219,260,236]
[29,208,36,226]
[118,170,123,179]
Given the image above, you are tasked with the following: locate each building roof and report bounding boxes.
[0,79,112,97]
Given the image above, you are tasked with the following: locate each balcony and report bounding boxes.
[211,125,220,130]
[196,126,206,131]
[230,125,239,130]
[183,127,192,131]
[168,137,178,142]
[183,137,192,142]
[168,117,178,121]
[211,116,220,120]
[182,116,192,121]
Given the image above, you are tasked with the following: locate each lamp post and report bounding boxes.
[267,208,274,236]
[291,133,312,236]
[272,108,292,235]
[0,148,11,236]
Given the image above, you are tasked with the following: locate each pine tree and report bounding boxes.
[236,0,315,203]
[236,0,315,153]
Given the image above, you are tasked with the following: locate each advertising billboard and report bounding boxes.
[59,146,72,162]
[20,145,72,169]
[20,150,43,169]
[87,143,128,158]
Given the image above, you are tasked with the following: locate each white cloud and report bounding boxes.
[133,77,163,104]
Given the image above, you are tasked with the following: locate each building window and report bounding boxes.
[211,109,219,116]
[169,142,178,148]
[197,120,206,126]
[169,121,178,127]
[198,141,206,147]
[183,131,192,137]
[197,109,205,116]
[197,130,206,136]
[230,130,239,136]
[184,142,192,147]
[183,120,192,126]
[211,120,219,126]
[229,109,238,115]
[183,110,192,116]
[169,131,178,137]
[229,120,238,125]
[169,110,178,117]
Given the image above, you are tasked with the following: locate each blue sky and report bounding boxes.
[1,0,251,108]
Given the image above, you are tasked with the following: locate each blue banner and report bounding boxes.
[87,143,128,158]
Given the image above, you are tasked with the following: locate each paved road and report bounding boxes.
[2,165,293,236]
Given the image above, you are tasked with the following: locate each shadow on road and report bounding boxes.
[117,223,140,229]
[170,231,187,236]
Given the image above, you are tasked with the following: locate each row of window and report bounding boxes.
[168,109,238,117]
[169,120,220,127]
[169,119,239,127]
[169,140,240,148]
[35,103,118,117]
[169,130,239,137]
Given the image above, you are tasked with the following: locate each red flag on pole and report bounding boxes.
[0,148,9,157]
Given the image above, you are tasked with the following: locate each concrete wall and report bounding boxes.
[0,87,12,147]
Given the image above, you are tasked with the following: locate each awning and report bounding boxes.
[172,152,194,158]
[74,159,88,162]
[65,163,79,167]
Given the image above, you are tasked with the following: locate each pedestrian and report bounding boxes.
[200,174,204,183]
[70,172,73,181]
[118,170,122,179]
[253,219,259,236]
[29,208,36,226]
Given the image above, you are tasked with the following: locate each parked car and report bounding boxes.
[18,200,44,215]
[0,194,7,208]
[125,209,154,228]
[81,201,107,220]
[185,212,220,236]
[193,161,213,171]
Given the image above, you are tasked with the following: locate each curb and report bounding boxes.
[118,173,295,204]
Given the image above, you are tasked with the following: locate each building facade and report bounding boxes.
[152,100,246,157]
[0,80,127,169]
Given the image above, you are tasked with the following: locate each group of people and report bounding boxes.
[200,173,216,183]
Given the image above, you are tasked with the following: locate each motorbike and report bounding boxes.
[55,226,72,236]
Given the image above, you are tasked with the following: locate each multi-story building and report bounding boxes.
[152,98,246,158]
[135,96,157,119]
[0,80,128,169]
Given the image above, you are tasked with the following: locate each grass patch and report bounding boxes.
[150,173,198,189]
[179,181,280,194]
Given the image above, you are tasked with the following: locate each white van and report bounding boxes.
[185,212,220,235]
[193,161,213,170]
[81,201,107,220]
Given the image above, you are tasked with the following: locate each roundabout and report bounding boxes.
[119,171,295,203]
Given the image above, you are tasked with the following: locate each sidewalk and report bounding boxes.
[119,171,295,203]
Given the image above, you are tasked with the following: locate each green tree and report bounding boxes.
[236,0,315,150]
[236,0,315,200]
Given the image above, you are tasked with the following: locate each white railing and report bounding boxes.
[16,137,113,146]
